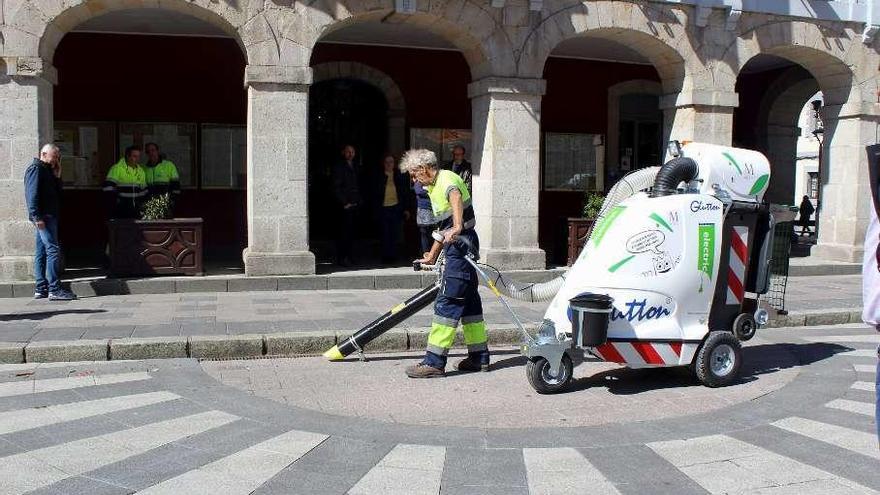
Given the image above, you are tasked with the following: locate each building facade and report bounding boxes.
[1,0,878,278]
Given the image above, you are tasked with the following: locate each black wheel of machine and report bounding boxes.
[526,354,573,394]
[694,331,742,388]
[732,313,757,342]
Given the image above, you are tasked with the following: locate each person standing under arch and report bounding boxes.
[144,142,181,204]
[333,145,362,267]
[442,145,473,193]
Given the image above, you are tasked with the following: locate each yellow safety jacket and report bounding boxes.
[426,169,475,231]
[145,159,181,196]
[103,159,148,218]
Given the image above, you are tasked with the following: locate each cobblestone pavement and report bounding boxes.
[0,275,864,345]
[0,323,874,494]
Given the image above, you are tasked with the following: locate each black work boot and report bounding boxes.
[405,363,445,378]
[454,357,490,372]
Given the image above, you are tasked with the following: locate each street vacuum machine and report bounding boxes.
[326,142,776,394]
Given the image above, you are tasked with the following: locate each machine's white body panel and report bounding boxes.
[544,194,725,367]
[681,142,771,202]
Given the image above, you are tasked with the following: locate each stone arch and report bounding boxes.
[312,62,404,115]
[749,66,821,204]
[32,0,249,65]
[311,61,407,154]
[606,79,663,179]
[718,21,870,106]
[518,1,692,93]
[757,66,820,147]
[302,0,513,79]
[723,21,879,261]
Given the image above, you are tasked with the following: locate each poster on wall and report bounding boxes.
[53,122,117,188]
[410,128,472,162]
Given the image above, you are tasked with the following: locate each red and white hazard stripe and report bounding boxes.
[726,226,749,305]
[593,341,697,367]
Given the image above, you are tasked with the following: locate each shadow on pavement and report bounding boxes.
[561,342,851,395]
[322,342,852,393]
[0,309,106,321]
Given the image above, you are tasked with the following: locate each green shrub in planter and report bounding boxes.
[582,191,605,220]
[141,193,173,220]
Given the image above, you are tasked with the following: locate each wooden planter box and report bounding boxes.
[108,218,204,277]
[566,218,595,266]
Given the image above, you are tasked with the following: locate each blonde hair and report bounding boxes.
[399,149,438,174]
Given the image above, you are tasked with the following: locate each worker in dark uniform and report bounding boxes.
[399,148,489,378]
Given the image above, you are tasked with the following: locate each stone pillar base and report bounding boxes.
[811,243,865,263]
[481,248,546,271]
[0,256,33,281]
[243,249,316,276]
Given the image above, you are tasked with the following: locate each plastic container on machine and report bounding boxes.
[681,142,771,203]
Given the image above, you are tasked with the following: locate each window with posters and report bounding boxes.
[409,128,472,162]
[53,122,246,190]
[119,123,197,188]
[543,133,604,191]
[53,122,118,188]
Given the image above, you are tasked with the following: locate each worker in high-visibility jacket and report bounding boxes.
[399,148,489,378]
[144,142,181,200]
[103,145,148,219]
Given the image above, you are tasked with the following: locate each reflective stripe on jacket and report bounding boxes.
[104,159,148,218]
[145,159,181,195]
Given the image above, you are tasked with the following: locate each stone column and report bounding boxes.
[0,57,55,281]
[763,124,801,205]
[660,90,739,154]
[243,66,315,275]
[468,77,545,270]
[812,102,880,262]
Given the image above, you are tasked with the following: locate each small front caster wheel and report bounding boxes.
[732,313,757,341]
[526,354,573,394]
[694,331,742,388]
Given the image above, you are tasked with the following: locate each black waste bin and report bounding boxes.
[570,293,613,347]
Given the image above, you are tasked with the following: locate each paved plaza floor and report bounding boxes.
[0,323,874,494]
[0,274,864,345]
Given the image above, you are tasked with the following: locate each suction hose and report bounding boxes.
[598,166,660,213]
[467,167,662,303]
[477,266,566,303]
[650,157,699,198]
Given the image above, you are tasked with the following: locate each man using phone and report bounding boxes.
[24,144,77,300]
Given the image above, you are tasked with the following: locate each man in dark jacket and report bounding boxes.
[442,145,473,193]
[23,144,76,300]
[332,145,362,267]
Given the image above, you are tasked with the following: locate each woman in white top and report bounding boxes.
[862,145,880,443]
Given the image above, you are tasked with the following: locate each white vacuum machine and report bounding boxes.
[521,142,775,393]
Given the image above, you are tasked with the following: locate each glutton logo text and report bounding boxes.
[690,201,721,213]
[610,299,672,322]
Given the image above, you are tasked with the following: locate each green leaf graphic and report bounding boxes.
[749,174,769,196]
[649,213,673,233]
[592,206,625,247]
[608,255,635,273]
[722,152,742,175]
